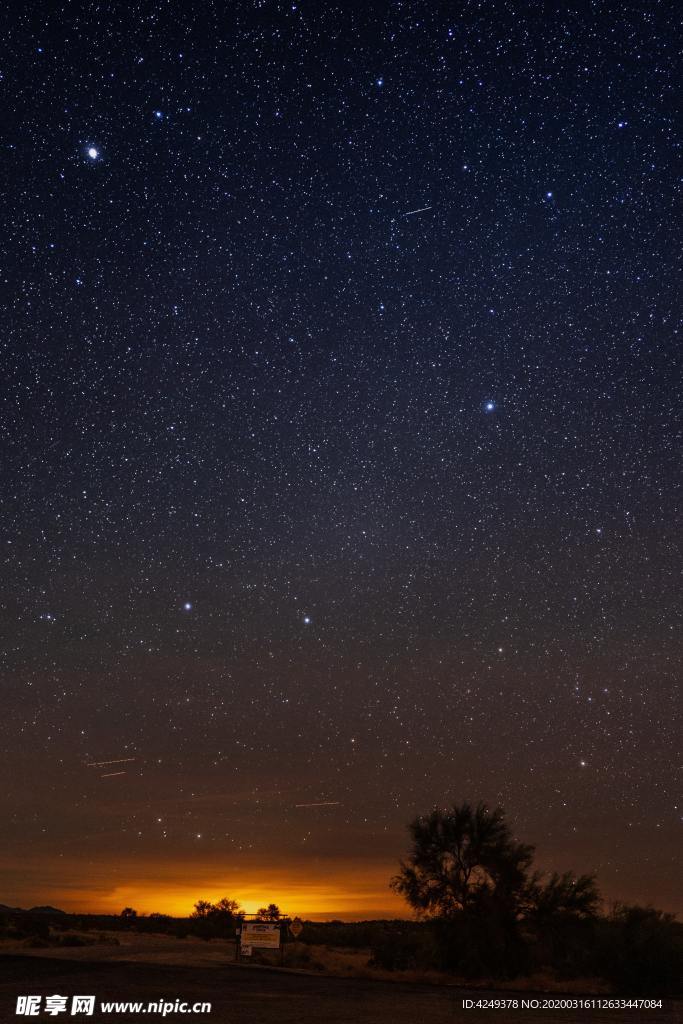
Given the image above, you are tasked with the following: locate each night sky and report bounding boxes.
[2,1,680,918]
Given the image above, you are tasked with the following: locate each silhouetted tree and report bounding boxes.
[391,802,534,919]
[191,898,241,919]
[190,897,242,940]
[120,907,137,920]
[215,897,242,917]
[257,903,281,920]
[527,871,600,920]
[391,801,610,980]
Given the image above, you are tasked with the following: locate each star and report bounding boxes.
[1,0,677,929]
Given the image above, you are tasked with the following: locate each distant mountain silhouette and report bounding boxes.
[0,904,66,914]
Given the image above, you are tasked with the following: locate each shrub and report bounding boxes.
[598,906,683,996]
[59,934,93,947]
[369,929,437,971]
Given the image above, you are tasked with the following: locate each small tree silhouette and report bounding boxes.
[528,871,600,920]
[189,898,242,940]
[257,903,281,920]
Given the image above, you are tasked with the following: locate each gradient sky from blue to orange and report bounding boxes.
[1,2,680,921]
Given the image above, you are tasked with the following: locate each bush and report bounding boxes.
[528,914,598,979]
[59,934,93,947]
[369,928,438,971]
[8,915,50,942]
[432,913,531,979]
[284,943,324,970]
[598,906,683,996]
[300,919,415,950]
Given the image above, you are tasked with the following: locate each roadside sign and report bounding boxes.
[241,922,280,948]
[241,944,252,956]
[289,917,303,938]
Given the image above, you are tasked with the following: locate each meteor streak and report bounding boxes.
[86,758,137,767]
[295,801,341,808]
[402,205,432,217]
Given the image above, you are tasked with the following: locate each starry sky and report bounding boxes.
[1,1,680,918]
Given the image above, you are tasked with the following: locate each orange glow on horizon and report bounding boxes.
[78,880,407,920]
[0,854,409,921]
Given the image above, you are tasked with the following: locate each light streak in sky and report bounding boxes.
[295,801,341,808]
[86,758,137,767]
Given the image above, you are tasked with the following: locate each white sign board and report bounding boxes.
[241,922,280,948]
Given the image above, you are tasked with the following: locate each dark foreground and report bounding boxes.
[0,956,680,1024]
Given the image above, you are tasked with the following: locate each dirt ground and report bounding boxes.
[0,953,681,1024]
[0,932,617,992]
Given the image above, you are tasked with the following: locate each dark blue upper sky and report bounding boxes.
[1,1,680,912]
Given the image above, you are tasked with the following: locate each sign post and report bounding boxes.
[235,916,291,965]
[241,921,281,949]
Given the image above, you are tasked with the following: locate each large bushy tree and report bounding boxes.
[391,802,535,918]
[391,801,598,922]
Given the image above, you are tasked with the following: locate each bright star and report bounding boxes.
[87,147,99,159]
[485,401,495,412]
[183,602,192,611]
[303,615,311,625]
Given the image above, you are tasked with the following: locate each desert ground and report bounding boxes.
[0,935,681,1024]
